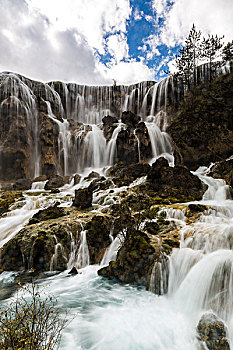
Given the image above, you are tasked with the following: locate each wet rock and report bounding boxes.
[68,266,78,275]
[107,162,151,186]
[84,172,100,181]
[188,204,207,212]
[85,215,112,264]
[121,111,141,128]
[0,214,80,271]
[44,175,64,190]
[33,175,47,182]
[73,174,81,185]
[88,177,112,192]
[73,188,93,209]
[102,115,118,125]
[29,202,65,224]
[13,178,32,191]
[209,159,233,188]
[197,313,230,350]
[0,191,23,216]
[98,231,155,286]
[146,157,204,202]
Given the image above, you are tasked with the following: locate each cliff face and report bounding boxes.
[0,73,161,181]
[169,72,233,170]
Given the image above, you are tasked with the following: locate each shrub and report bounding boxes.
[0,281,68,349]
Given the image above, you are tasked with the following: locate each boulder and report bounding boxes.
[29,203,65,225]
[98,231,156,286]
[106,162,151,186]
[121,111,141,127]
[102,115,118,125]
[73,174,81,185]
[73,188,93,209]
[209,159,233,188]
[84,172,100,181]
[146,157,204,202]
[44,175,64,190]
[85,215,112,264]
[197,313,230,350]
[13,178,32,191]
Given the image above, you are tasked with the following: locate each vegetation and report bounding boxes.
[173,24,233,87]
[0,281,68,350]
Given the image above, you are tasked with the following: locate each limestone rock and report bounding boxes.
[73,188,93,209]
[44,175,64,190]
[13,178,32,191]
[197,313,230,350]
[121,111,141,128]
[29,202,65,224]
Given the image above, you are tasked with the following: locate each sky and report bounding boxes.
[0,0,233,85]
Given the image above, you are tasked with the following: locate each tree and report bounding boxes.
[201,34,224,81]
[175,24,202,88]
[0,281,69,349]
[222,40,233,68]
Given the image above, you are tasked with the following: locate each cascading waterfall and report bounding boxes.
[76,227,90,269]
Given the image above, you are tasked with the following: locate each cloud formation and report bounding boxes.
[0,0,154,84]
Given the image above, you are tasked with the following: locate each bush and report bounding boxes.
[0,281,68,349]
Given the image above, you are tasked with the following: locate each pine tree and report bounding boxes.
[222,40,233,66]
[201,34,224,81]
[175,24,202,88]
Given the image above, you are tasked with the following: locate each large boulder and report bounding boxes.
[73,188,93,209]
[102,115,118,125]
[209,159,233,188]
[106,162,151,186]
[29,202,65,225]
[85,215,112,264]
[44,175,64,190]
[121,111,141,128]
[146,157,204,202]
[197,313,230,350]
[13,178,32,191]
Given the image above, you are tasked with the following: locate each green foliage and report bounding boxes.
[0,281,68,349]
[222,40,233,65]
[175,24,202,88]
[201,34,224,81]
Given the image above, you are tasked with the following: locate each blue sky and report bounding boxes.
[0,0,232,84]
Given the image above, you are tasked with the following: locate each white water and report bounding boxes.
[0,165,232,349]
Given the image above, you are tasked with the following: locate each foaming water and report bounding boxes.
[38,266,199,350]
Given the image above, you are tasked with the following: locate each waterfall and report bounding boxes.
[45,100,72,175]
[76,228,90,269]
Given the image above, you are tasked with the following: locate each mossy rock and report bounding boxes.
[0,191,23,216]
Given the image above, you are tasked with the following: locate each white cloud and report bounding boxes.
[98,60,155,85]
[26,0,131,54]
[107,33,129,63]
[154,0,233,47]
[152,0,169,18]
[0,0,152,85]
[134,8,143,21]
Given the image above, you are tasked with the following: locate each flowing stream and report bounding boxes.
[0,164,232,349]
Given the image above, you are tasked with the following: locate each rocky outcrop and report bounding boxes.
[121,111,140,128]
[145,157,204,203]
[169,72,233,170]
[197,313,230,350]
[29,203,65,225]
[106,161,151,186]
[13,178,32,191]
[73,188,93,209]
[44,175,64,190]
[0,191,23,216]
[209,159,233,188]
